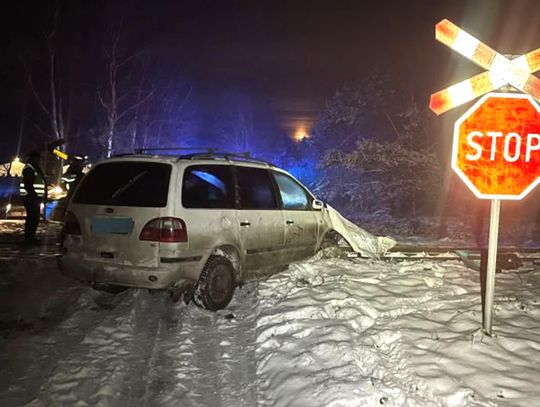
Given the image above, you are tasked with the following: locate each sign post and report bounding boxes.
[484,199,500,334]
[430,19,540,335]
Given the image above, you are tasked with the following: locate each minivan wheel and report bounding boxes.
[193,256,236,311]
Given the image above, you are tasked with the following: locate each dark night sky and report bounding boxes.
[2,0,540,159]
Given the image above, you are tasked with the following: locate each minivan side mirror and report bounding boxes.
[312,199,324,211]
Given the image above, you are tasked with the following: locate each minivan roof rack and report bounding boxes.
[134,147,215,155]
[132,147,275,166]
[179,151,275,166]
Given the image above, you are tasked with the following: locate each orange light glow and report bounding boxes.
[452,93,540,200]
[293,127,309,142]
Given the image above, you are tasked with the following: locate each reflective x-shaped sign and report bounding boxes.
[430,19,540,115]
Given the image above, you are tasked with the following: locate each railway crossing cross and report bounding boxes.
[430,19,540,115]
[430,19,540,335]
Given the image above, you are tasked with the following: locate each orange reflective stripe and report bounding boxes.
[431,20,540,114]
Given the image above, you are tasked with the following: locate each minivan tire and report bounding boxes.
[193,255,236,311]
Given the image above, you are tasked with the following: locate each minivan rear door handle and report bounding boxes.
[286,220,294,225]
[240,221,251,227]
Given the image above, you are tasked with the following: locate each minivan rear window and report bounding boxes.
[73,162,171,207]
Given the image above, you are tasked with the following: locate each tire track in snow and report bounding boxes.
[24,289,184,406]
[151,283,260,407]
[21,284,260,407]
[0,267,121,406]
[31,289,191,406]
[24,288,143,406]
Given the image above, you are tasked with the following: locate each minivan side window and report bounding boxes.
[235,166,278,210]
[273,171,310,210]
[182,165,234,209]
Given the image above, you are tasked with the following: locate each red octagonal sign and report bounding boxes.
[452,92,540,200]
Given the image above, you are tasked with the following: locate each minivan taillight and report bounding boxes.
[64,211,82,235]
[139,217,187,243]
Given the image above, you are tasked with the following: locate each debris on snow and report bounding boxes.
[325,205,396,258]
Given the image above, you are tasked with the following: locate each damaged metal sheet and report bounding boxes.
[323,205,396,259]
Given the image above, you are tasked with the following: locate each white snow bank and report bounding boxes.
[256,257,540,406]
[325,205,396,258]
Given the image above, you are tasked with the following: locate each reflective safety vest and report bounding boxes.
[61,174,77,190]
[19,164,46,198]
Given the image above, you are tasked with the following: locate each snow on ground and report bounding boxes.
[256,255,540,406]
[1,220,540,406]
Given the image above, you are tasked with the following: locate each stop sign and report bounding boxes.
[452,92,540,199]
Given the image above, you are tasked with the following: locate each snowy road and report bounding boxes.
[0,242,261,406]
[27,287,260,407]
[0,222,259,406]
[2,221,540,406]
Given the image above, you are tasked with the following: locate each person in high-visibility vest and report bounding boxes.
[19,151,47,244]
[62,155,87,196]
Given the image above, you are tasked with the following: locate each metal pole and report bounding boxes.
[479,248,487,316]
[483,199,500,335]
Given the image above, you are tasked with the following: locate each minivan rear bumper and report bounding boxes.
[58,254,205,289]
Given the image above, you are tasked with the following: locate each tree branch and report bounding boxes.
[117,89,155,121]
[26,73,52,120]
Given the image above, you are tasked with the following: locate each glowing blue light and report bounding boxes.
[192,170,226,193]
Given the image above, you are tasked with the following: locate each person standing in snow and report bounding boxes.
[19,151,47,244]
[62,155,87,199]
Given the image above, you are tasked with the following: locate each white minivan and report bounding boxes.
[59,153,336,310]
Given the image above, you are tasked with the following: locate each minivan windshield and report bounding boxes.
[73,162,171,207]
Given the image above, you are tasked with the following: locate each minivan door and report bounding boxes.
[179,164,237,258]
[70,161,172,268]
[234,166,285,269]
[272,170,319,262]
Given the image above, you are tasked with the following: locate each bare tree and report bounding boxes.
[19,5,76,186]
[98,23,154,157]
[148,84,195,149]
[128,55,152,150]
[25,7,70,144]
[214,93,254,152]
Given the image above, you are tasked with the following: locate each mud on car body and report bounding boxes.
[59,152,335,310]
